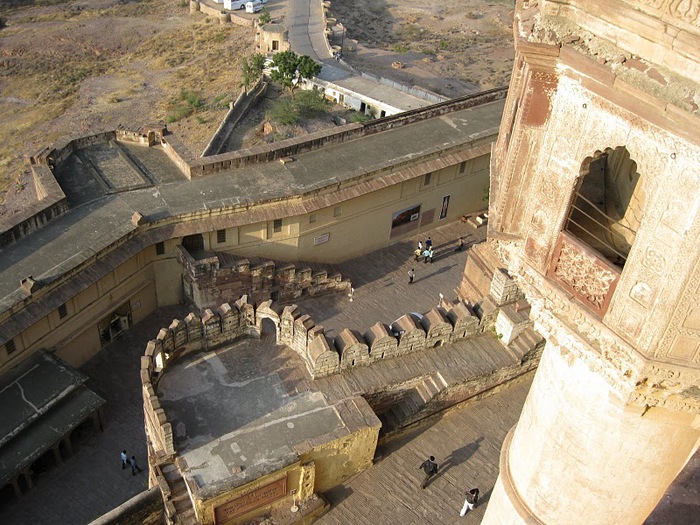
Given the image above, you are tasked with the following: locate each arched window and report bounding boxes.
[564,147,643,269]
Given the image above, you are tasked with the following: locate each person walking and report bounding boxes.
[425,237,432,248]
[120,450,128,470]
[414,248,422,261]
[423,248,431,263]
[428,246,434,263]
[418,240,423,252]
[419,456,438,489]
[408,268,415,284]
[459,487,480,516]
[129,455,143,476]
[455,237,464,252]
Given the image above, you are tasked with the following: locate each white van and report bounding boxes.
[245,0,264,13]
[224,0,247,9]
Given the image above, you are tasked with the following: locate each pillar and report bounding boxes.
[482,337,700,525]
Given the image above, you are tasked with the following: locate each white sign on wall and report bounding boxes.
[314,233,330,245]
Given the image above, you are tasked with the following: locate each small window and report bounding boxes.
[217,229,226,243]
[459,161,467,174]
[5,339,17,355]
[58,304,68,319]
[155,242,165,255]
[273,219,283,233]
[333,206,342,217]
[424,173,432,186]
[309,214,317,224]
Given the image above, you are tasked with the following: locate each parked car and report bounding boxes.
[245,0,264,13]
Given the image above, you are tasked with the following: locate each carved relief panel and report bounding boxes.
[490,64,558,236]
[515,76,700,363]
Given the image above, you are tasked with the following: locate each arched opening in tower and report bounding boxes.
[564,146,643,269]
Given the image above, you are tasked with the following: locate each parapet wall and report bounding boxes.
[178,246,352,310]
[280,300,490,378]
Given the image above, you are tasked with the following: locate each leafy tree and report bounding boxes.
[241,53,266,92]
[269,51,322,98]
[258,8,271,26]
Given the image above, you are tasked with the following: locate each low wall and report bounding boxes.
[179,246,352,311]
[201,79,268,157]
[192,0,254,27]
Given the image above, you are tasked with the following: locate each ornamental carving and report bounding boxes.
[669,0,700,23]
[548,232,620,315]
[630,363,700,413]
[502,248,644,394]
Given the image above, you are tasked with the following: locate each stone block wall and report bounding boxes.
[283,302,493,379]
[179,246,352,311]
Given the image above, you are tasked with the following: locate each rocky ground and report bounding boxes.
[0,0,514,216]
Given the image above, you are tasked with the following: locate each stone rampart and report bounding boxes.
[140,294,496,456]
[280,300,489,379]
[179,246,352,310]
[4,91,505,246]
[141,296,257,458]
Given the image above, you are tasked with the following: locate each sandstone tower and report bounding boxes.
[481,1,700,523]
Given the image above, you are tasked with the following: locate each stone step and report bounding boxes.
[413,383,433,403]
[175,508,198,525]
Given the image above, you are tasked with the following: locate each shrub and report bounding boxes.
[267,99,299,125]
[294,89,330,117]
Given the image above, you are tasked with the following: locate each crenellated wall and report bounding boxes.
[140,293,496,457]
[178,246,352,310]
[279,299,488,379]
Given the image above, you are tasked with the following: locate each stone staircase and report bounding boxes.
[505,327,544,362]
[161,462,198,525]
[380,373,448,433]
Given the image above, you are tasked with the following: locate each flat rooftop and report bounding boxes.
[0,99,504,309]
[157,335,378,496]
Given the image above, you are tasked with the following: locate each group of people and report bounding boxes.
[120,450,143,476]
[414,237,434,263]
[419,455,480,516]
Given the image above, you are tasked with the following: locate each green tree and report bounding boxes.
[241,53,266,92]
[270,51,322,98]
[258,8,271,26]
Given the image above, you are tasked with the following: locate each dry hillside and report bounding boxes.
[0,0,515,216]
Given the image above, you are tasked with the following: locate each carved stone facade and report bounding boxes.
[482,1,700,523]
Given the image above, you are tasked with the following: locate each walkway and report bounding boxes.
[286,0,435,111]
[317,376,533,525]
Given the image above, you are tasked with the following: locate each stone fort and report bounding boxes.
[1,0,699,524]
